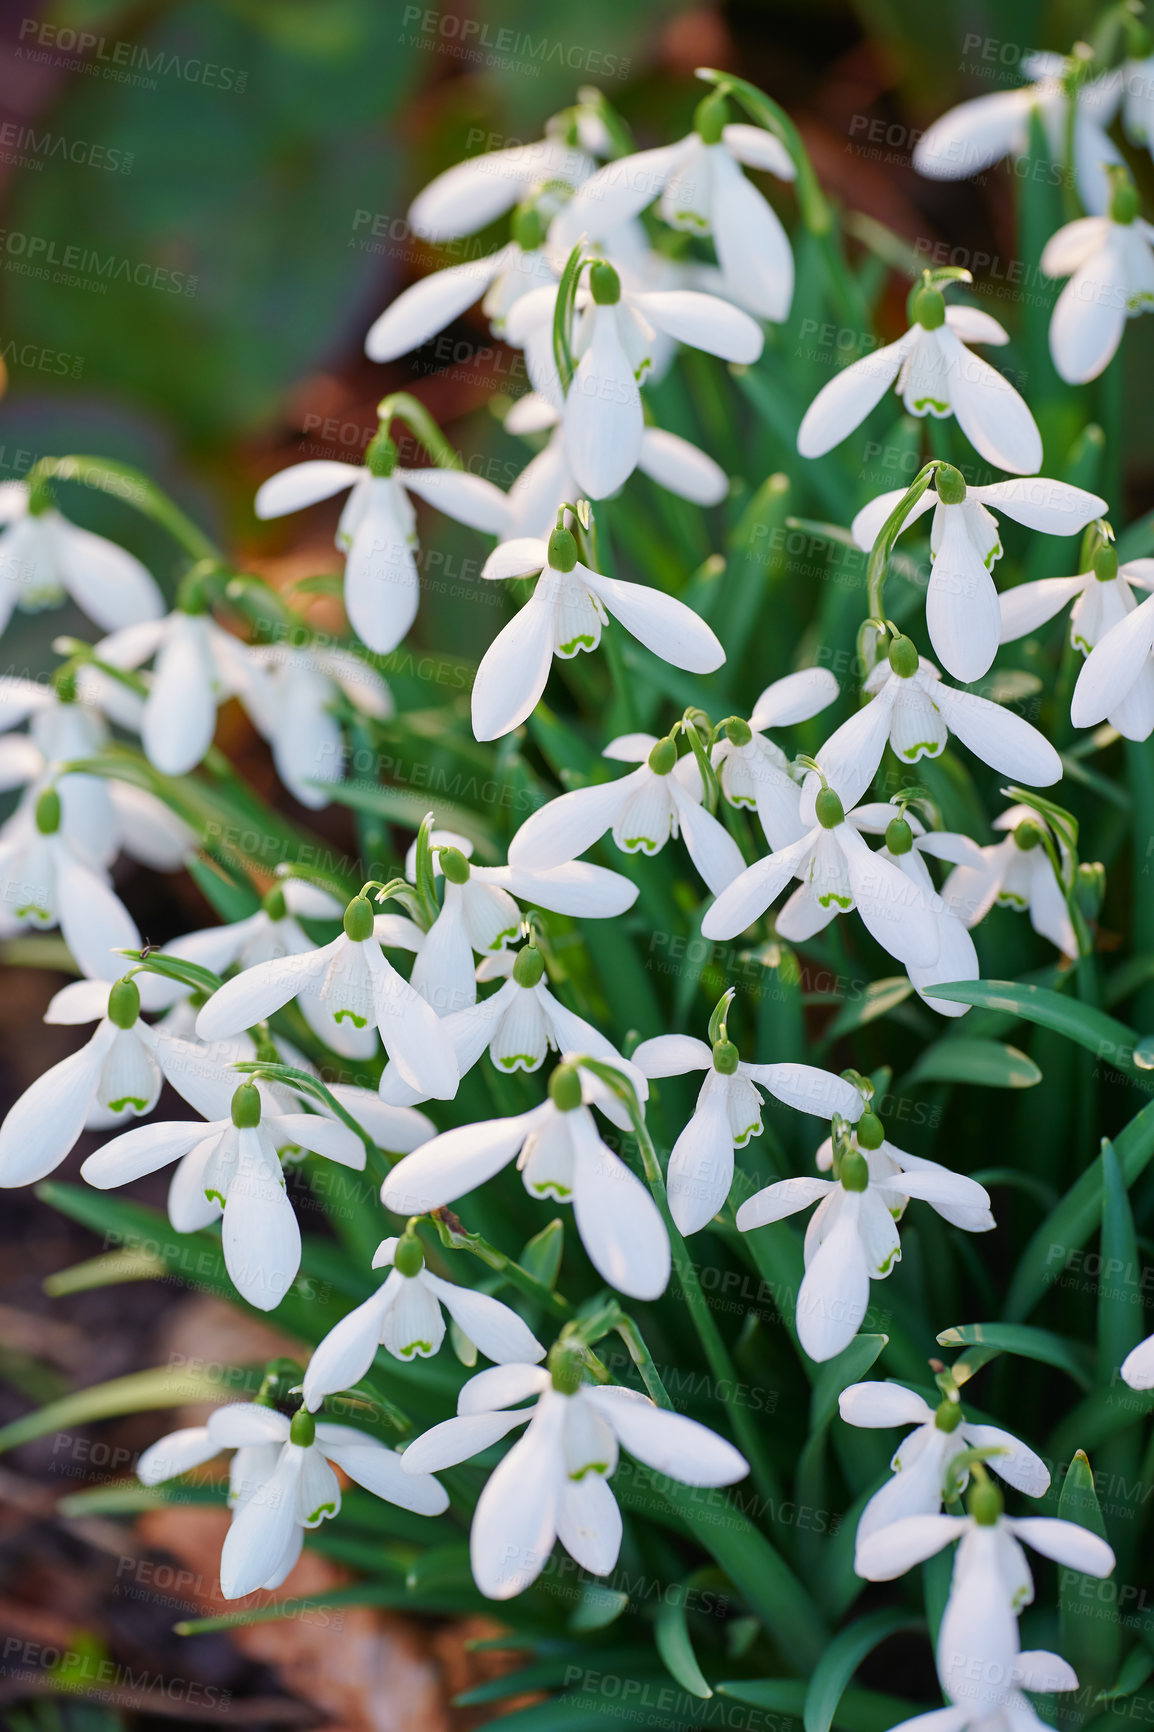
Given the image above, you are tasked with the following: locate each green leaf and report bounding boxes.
[803,1609,921,1732]
[935,1323,1094,1390]
[43,1246,169,1297]
[1059,1450,1119,1698]
[520,1219,564,1290]
[0,1364,225,1455]
[654,1568,723,1699]
[905,1038,1041,1090]
[1099,1141,1143,1384]
[810,1335,889,1435]
[924,981,1148,1085]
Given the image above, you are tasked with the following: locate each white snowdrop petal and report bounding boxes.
[365,250,508,361]
[797,338,910,458]
[854,1512,966,1579]
[426,1272,545,1365]
[380,1108,543,1214]
[637,428,728,505]
[838,1381,933,1428]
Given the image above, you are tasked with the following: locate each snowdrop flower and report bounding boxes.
[207,1401,448,1598]
[838,1379,1048,1559]
[842,803,980,1018]
[400,1351,747,1599]
[701,782,942,976]
[137,1421,223,1488]
[1042,175,1154,384]
[736,1132,992,1361]
[851,468,1107,684]
[1070,565,1154,741]
[381,828,638,1019]
[253,435,508,655]
[473,522,724,739]
[856,1479,1113,1710]
[631,1005,865,1233]
[1122,43,1154,151]
[554,91,796,319]
[0,974,204,1186]
[536,260,762,499]
[798,281,1042,475]
[0,784,140,981]
[503,395,727,542]
[508,732,745,897]
[195,893,460,1100]
[1121,1331,1154,1387]
[1000,542,1154,654]
[94,608,264,778]
[241,642,392,809]
[406,128,596,243]
[885,1662,1080,1732]
[382,1058,669,1302]
[0,480,163,637]
[940,805,1076,958]
[814,635,1061,813]
[810,1086,995,1235]
[912,53,1123,217]
[383,942,633,1105]
[81,1080,366,1312]
[302,1233,544,1403]
[711,667,839,847]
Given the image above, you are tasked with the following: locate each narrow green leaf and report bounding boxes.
[520,1219,564,1290]
[924,982,1147,1086]
[1059,1450,1119,1697]
[803,1609,920,1732]
[654,1568,721,1699]
[905,1038,1041,1090]
[1099,1141,1143,1384]
[935,1323,1093,1390]
[0,1364,225,1455]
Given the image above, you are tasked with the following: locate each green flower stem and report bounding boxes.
[376,393,462,471]
[427,1208,571,1319]
[864,461,940,648]
[695,68,831,237]
[27,454,222,565]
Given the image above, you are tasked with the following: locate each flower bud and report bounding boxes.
[439,846,471,884]
[547,526,579,572]
[343,895,375,941]
[513,944,545,988]
[548,1063,583,1112]
[968,1476,1003,1525]
[365,431,397,477]
[108,976,141,1030]
[712,1038,740,1075]
[725,717,752,747]
[548,1340,585,1395]
[885,817,913,856]
[910,284,946,330]
[647,736,678,775]
[511,201,545,252]
[290,1408,316,1447]
[35,787,61,835]
[856,1110,884,1151]
[589,261,621,305]
[53,666,77,705]
[262,883,288,922]
[839,1148,869,1192]
[815,786,845,829]
[935,465,967,505]
[231,1082,262,1129]
[887,635,919,679]
[1110,174,1140,226]
[693,88,729,144]
[394,1231,424,1278]
[934,1396,963,1433]
[1093,544,1118,583]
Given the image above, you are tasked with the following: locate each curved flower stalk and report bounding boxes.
[838,1378,1048,1561]
[940,805,1077,958]
[81,1080,366,1312]
[1042,173,1154,383]
[195,892,460,1100]
[253,436,508,655]
[911,52,1123,215]
[509,732,745,896]
[379,826,638,1019]
[811,634,1061,813]
[1070,572,1154,740]
[711,667,839,847]
[0,974,224,1186]
[208,1401,447,1599]
[381,1058,669,1301]
[852,468,1107,684]
[0,783,141,982]
[502,395,727,541]
[241,642,392,809]
[798,277,1042,475]
[631,997,865,1233]
[400,1352,747,1599]
[856,1479,1114,1708]
[735,1130,992,1362]
[701,782,942,977]
[0,479,163,638]
[93,609,266,778]
[472,521,724,739]
[302,1233,544,1401]
[552,92,796,319]
[380,942,632,1105]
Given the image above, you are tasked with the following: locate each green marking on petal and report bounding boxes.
[817,893,854,910]
[530,1181,572,1199]
[307,1502,337,1523]
[569,1462,609,1481]
[399,1340,433,1358]
[997,892,1029,910]
[16,903,50,921]
[499,1052,538,1070]
[107,1095,150,1113]
[488,926,520,951]
[900,740,940,760]
[733,1122,761,1147]
[204,1189,226,1207]
[333,1009,368,1027]
[557,632,597,656]
[912,396,950,412]
[621,836,660,853]
[876,1248,901,1276]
